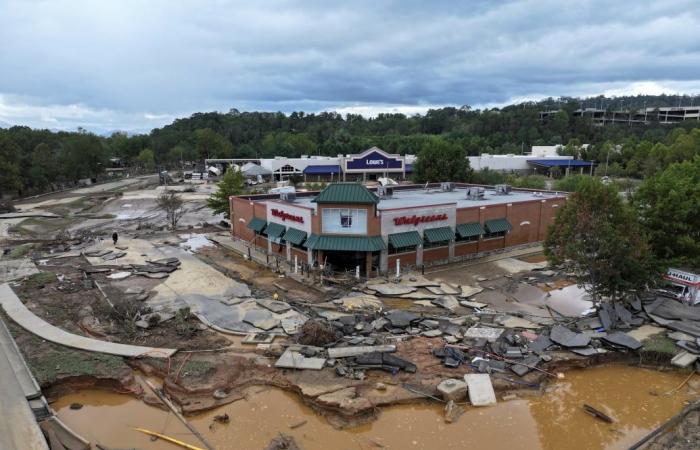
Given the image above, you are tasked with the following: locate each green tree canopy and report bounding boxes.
[412,137,472,183]
[545,178,658,301]
[137,148,156,171]
[207,167,245,219]
[634,156,700,268]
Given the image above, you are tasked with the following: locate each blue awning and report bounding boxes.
[527,159,595,168]
[303,165,341,174]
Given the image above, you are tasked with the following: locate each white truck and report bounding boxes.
[660,268,700,305]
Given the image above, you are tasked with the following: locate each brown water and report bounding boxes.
[53,366,696,450]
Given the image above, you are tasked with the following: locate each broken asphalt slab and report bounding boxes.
[464,374,497,406]
[549,325,591,348]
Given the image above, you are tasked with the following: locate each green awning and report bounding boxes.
[484,218,512,234]
[282,227,307,245]
[456,222,485,238]
[304,234,386,252]
[423,226,454,243]
[265,222,286,238]
[247,217,267,233]
[388,231,422,248]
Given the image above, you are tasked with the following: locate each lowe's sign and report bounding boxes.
[345,147,405,172]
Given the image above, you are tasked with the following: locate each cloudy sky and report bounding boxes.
[1,0,700,133]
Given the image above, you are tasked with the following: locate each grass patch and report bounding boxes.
[27,348,126,385]
[642,334,678,355]
[8,243,35,258]
[24,271,56,287]
[181,360,215,378]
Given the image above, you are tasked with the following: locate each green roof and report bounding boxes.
[312,183,379,205]
[388,231,422,248]
[484,218,512,234]
[423,226,454,243]
[265,222,286,238]
[282,227,307,245]
[456,222,485,238]
[247,217,267,232]
[304,234,386,252]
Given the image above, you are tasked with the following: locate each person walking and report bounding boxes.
[112,232,118,246]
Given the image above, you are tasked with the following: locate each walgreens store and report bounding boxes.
[230,183,566,277]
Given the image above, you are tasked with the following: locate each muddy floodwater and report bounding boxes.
[53,366,695,450]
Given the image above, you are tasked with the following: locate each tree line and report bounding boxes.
[3,94,700,197]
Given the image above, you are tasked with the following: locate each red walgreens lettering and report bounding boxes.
[271,208,304,223]
[393,213,447,226]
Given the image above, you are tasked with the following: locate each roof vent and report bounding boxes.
[495,184,512,195]
[377,186,394,198]
[280,192,296,202]
[440,182,455,192]
[465,187,485,200]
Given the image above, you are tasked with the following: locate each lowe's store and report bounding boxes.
[230,182,566,277]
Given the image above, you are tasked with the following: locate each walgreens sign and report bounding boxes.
[393,213,448,226]
[271,208,304,223]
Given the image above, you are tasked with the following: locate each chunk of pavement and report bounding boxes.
[439,283,461,295]
[256,298,292,314]
[668,331,695,341]
[666,321,700,339]
[460,285,484,298]
[275,349,326,370]
[550,325,591,348]
[463,326,503,343]
[426,286,445,295]
[102,251,126,261]
[675,341,700,355]
[281,316,307,335]
[598,308,613,331]
[422,329,443,338]
[499,316,540,329]
[671,351,698,368]
[371,318,389,331]
[626,325,664,342]
[431,296,460,311]
[220,297,246,306]
[84,249,112,257]
[570,347,608,356]
[385,309,418,328]
[370,283,416,296]
[510,355,542,377]
[460,300,488,309]
[124,287,144,295]
[399,291,438,300]
[422,319,440,329]
[464,374,497,406]
[80,266,111,274]
[107,271,132,280]
[355,352,417,373]
[333,294,383,311]
[327,345,396,358]
[243,309,280,331]
[134,271,169,279]
[613,302,633,325]
[437,379,468,402]
[242,332,275,344]
[601,332,643,350]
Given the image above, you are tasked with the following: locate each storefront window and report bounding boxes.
[423,239,449,249]
[389,244,417,254]
[322,208,367,234]
[483,230,506,239]
[456,234,479,243]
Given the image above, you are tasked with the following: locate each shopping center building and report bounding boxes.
[230,183,566,277]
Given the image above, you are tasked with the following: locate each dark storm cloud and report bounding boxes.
[1,0,699,132]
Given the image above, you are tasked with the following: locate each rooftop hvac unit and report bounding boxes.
[377,186,394,198]
[440,182,455,192]
[465,187,485,200]
[280,192,296,202]
[495,184,512,195]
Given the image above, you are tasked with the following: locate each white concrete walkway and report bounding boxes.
[0,284,176,359]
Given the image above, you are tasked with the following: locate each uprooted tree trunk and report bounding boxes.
[156,190,186,230]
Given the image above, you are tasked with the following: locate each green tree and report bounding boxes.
[508,175,546,189]
[634,157,700,268]
[156,190,186,229]
[206,167,245,219]
[194,128,233,159]
[137,148,156,171]
[0,135,22,195]
[544,178,657,301]
[412,137,471,183]
[553,174,592,192]
[27,143,56,192]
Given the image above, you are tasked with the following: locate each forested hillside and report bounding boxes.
[2,94,700,197]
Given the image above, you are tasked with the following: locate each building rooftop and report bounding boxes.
[289,185,566,211]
